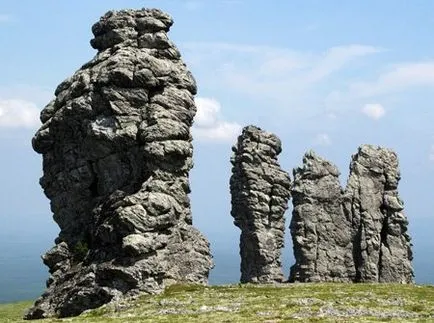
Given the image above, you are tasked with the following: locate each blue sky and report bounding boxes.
[0,0,433,285]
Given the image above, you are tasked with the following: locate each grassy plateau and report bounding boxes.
[0,283,433,322]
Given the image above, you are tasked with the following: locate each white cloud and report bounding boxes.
[306,45,384,84]
[193,97,241,142]
[353,62,434,98]
[0,14,12,23]
[258,54,308,76]
[362,103,385,120]
[0,85,53,107]
[182,42,383,111]
[327,62,434,110]
[430,144,434,162]
[182,41,432,133]
[0,99,40,128]
[184,42,381,77]
[183,0,240,10]
[184,1,202,11]
[193,121,241,142]
[306,24,318,31]
[314,133,332,146]
[194,97,220,128]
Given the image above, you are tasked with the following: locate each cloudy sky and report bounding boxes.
[0,0,433,284]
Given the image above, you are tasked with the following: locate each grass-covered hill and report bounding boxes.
[1,283,433,322]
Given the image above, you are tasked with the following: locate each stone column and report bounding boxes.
[230,125,291,283]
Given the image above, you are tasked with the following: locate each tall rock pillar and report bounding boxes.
[344,145,413,283]
[289,145,414,284]
[289,151,355,282]
[26,8,212,319]
[230,125,291,283]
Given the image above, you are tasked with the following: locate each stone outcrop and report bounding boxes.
[290,145,413,283]
[344,145,413,283]
[289,151,355,282]
[230,125,291,283]
[26,8,212,319]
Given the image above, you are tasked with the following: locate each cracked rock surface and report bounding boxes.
[289,151,355,282]
[290,145,413,283]
[344,145,413,283]
[26,8,212,319]
[230,125,291,283]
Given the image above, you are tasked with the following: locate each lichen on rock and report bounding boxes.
[344,145,413,283]
[289,151,355,282]
[230,125,291,283]
[289,145,413,284]
[26,8,212,319]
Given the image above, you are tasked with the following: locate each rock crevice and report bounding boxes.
[27,8,212,319]
[289,151,355,282]
[344,145,413,283]
[230,125,291,283]
[290,145,413,283]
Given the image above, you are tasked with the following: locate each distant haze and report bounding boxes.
[0,0,433,302]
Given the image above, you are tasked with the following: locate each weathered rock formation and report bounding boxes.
[230,125,291,283]
[289,151,355,282]
[26,8,212,319]
[344,145,413,283]
[290,145,413,283]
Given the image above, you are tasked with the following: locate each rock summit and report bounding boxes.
[27,8,212,319]
[230,126,291,283]
[290,145,413,283]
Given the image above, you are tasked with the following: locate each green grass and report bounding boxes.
[1,284,433,322]
[0,301,33,322]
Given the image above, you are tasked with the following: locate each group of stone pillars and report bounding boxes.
[230,125,414,284]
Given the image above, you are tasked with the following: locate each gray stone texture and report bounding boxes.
[289,151,355,282]
[26,8,212,319]
[344,145,413,283]
[290,145,413,283]
[230,125,291,283]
